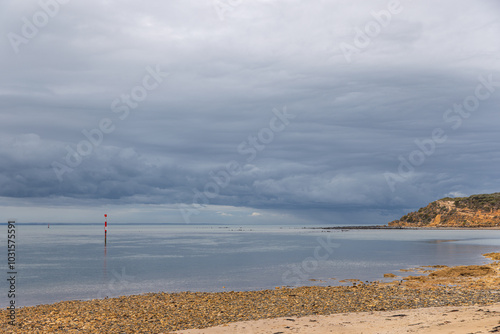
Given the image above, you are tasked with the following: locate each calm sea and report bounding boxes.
[2,224,500,308]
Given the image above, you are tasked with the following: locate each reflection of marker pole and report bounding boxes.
[104,214,107,245]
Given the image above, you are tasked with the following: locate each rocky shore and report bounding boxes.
[1,253,499,333]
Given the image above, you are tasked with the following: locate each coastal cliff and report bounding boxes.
[388,193,500,228]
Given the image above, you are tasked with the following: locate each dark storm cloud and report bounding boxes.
[1,0,499,224]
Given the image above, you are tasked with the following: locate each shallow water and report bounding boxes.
[2,224,500,308]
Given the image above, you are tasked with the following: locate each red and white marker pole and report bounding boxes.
[104,214,107,246]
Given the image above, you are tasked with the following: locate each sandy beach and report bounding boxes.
[175,304,500,334]
[1,253,499,333]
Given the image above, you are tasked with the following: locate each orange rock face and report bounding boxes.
[388,193,500,228]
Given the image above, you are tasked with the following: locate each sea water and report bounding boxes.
[2,223,500,308]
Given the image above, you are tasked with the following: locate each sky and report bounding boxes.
[1,0,499,225]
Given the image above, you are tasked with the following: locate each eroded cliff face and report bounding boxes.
[388,193,500,227]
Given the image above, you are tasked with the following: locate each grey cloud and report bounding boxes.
[1,0,499,224]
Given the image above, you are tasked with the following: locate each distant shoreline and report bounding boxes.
[309,225,500,230]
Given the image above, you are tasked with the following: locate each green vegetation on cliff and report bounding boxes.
[389,193,500,228]
[439,193,500,211]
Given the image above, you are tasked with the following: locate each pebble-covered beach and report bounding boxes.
[2,253,500,333]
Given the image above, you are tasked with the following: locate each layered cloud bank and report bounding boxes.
[1,0,499,223]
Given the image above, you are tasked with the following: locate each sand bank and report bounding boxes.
[175,304,500,334]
